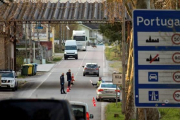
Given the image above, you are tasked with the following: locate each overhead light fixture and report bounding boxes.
[66,25,70,30]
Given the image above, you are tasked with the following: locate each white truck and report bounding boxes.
[72,30,87,51]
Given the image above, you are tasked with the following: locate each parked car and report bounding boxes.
[0,70,18,91]
[96,82,120,101]
[82,63,100,76]
[0,98,75,120]
[70,101,94,120]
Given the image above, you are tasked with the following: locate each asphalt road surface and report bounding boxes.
[0,45,115,120]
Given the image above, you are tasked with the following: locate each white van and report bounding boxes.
[64,40,78,60]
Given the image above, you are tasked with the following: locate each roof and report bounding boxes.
[86,63,98,65]
[0,1,131,23]
[70,101,88,110]
[82,23,100,30]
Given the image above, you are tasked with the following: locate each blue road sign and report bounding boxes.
[133,10,180,108]
[35,26,43,29]
[149,91,159,101]
[148,72,158,82]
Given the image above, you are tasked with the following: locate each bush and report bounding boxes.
[16,56,24,71]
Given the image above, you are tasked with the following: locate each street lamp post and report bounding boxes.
[66,24,70,40]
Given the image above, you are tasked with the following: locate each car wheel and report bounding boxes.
[12,87,16,91]
[96,97,100,102]
[97,74,99,77]
[83,73,85,76]
[15,82,18,90]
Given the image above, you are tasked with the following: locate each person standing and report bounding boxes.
[66,69,72,89]
[60,73,66,94]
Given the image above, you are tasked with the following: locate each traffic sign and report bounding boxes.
[112,73,122,85]
[133,10,180,108]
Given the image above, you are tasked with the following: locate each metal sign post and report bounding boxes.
[0,75,1,86]
[112,73,122,106]
[133,10,180,108]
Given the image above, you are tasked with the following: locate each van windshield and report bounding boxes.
[65,46,77,50]
[73,36,85,41]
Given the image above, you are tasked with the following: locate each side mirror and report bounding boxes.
[15,76,18,78]
[99,66,100,68]
[90,114,94,119]
[82,66,84,68]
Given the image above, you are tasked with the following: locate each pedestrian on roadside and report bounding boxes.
[60,73,66,94]
[66,69,72,89]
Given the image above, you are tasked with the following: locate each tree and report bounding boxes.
[99,23,122,43]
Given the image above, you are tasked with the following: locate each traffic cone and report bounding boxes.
[92,97,96,107]
[72,73,75,81]
[67,87,70,92]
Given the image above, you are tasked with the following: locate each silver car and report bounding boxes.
[96,83,120,101]
[82,63,100,76]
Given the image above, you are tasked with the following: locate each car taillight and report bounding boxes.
[98,89,104,92]
[96,68,99,70]
[115,90,120,92]
[85,67,87,70]
[86,112,90,120]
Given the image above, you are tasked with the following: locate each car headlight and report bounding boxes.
[64,52,67,54]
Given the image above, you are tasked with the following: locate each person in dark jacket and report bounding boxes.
[60,73,66,94]
[66,69,72,89]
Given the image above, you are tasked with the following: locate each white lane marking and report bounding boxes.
[103,45,105,68]
[75,51,88,77]
[28,72,51,98]
[64,50,88,99]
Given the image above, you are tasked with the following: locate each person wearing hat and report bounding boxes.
[92,77,102,88]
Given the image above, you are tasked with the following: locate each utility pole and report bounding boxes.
[25,24,28,64]
[28,23,33,63]
[121,0,126,114]
[37,22,42,64]
[48,24,50,41]
[13,22,17,72]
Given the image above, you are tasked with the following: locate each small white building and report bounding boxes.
[77,23,101,44]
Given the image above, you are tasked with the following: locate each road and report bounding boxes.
[0,46,114,120]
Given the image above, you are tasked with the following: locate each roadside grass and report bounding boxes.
[105,102,125,120]
[109,61,122,73]
[53,57,62,61]
[105,46,121,61]
[159,108,180,120]
[18,80,27,89]
[46,56,62,64]
[17,75,26,78]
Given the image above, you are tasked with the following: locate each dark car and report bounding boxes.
[0,98,75,120]
[82,63,100,76]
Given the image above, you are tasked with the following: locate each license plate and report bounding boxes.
[105,91,113,93]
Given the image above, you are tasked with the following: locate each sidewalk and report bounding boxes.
[36,53,63,72]
[37,64,55,72]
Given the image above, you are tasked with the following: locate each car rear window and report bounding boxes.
[86,64,97,68]
[101,84,116,88]
[71,105,86,120]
